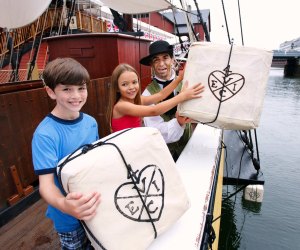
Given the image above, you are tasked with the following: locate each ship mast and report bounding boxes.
[179,0,197,42]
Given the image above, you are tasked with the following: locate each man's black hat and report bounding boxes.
[139,40,173,66]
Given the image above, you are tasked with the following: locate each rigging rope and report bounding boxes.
[27,7,49,80]
[13,31,28,81]
[8,29,24,82]
[42,0,62,71]
[254,129,260,163]
[238,131,261,174]
[28,17,40,67]
[49,0,59,36]
[7,30,17,82]
[221,0,231,44]
[193,0,210,41]
[66,0,77,35]
[0,30,10,69]
[237,0,244,46]
[179,0,198,42]
[248,130,261,172]
[58,2,67,35]
[171,7,186,54]
[202,39,234,125]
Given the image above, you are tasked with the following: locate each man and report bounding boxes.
[140,40,193,160]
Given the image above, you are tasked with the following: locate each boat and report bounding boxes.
[0,1,264,249]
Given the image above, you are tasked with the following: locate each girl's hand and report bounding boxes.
[179,81,205,101]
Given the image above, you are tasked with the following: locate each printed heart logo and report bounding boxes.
[114,164,164,222]
[208,70,245,102]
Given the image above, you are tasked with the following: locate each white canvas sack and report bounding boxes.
[57,127,190,250]
[178,42,273,130]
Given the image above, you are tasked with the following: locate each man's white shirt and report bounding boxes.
[142,71,185,143]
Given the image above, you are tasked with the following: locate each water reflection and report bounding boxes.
[219,188,241,250]
[241,198,262,214]
[219,68,300,250]
[268,68,300,99]
[219,186,264,250]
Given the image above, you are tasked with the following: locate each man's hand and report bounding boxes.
[176,111,192,126]
[176,65,185,82]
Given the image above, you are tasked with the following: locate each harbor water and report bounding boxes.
[219,68,300,250]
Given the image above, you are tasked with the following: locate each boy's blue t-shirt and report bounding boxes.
[32,112,99,233]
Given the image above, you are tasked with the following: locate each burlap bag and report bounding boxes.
[178,42,273,130]
[57,127,190,250]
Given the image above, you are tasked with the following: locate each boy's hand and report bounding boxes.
[64,191,101,221]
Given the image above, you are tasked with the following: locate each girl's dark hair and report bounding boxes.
[42,57,90,90]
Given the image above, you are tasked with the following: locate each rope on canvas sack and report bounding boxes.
[202,40,234,126]
[57,128,158,249]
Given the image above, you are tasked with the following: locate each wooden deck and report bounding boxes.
[0,198,60,249]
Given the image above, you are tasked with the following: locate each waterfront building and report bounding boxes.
[280,36,300,51]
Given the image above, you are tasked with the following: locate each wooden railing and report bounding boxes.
[76,11,107,33]
[0,7,107,58]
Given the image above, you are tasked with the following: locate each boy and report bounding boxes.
[32,57,101,249]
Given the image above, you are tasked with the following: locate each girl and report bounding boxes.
[107,63,204,132]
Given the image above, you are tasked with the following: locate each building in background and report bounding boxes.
[280,37,300,51]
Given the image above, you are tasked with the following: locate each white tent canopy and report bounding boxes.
[0,0,52,30]
[98,0,173,14]
[0,0,174,30]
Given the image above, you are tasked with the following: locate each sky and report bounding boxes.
[173,0,299,50]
